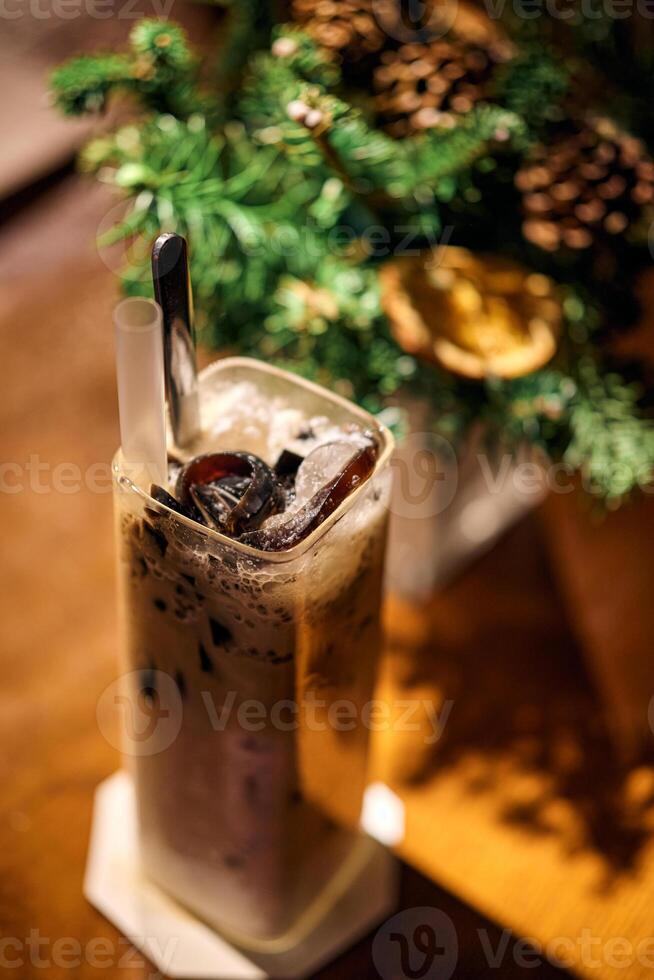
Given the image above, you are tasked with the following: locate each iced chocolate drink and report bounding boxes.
[113,358,393,947]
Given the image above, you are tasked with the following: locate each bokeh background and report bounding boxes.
[2,7,654,980]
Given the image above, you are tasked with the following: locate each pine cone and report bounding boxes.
[517,117,654,253]
[373,35,512,138]
[290,0,386,61]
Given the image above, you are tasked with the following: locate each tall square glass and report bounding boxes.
[112,358,394,948]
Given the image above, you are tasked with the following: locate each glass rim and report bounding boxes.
[113,357,394,564]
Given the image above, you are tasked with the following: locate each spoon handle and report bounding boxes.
[152,233,201,448]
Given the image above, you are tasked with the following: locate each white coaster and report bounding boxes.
[84,772,398,979]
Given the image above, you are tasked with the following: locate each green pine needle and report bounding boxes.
[566,358,654,501]
[50,54,132,115]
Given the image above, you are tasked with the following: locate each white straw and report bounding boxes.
[114,298,167,491]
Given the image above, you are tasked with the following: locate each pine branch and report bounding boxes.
[484,369,576,449]
[84,114,348,344]
[50,54,133,115]
[239,27,341,131]
[263,260,412,409]
[243,33,524,207]
[50,20,208,119]
[481,352,654,500]
[288,93,525,214]
[210,0,280,116]
[565,356,654,501]
[494,47,570,136]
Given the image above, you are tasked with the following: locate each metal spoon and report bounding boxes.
[151,233,201,448]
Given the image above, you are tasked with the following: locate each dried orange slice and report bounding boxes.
[380,246,561,379]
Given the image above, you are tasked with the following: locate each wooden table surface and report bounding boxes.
[1,173,645,979]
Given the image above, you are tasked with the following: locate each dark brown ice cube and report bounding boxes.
[241,443,378,552]
[176,452,285,535]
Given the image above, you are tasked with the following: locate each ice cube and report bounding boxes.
[243,443,378,552]
[293,442,361,505]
